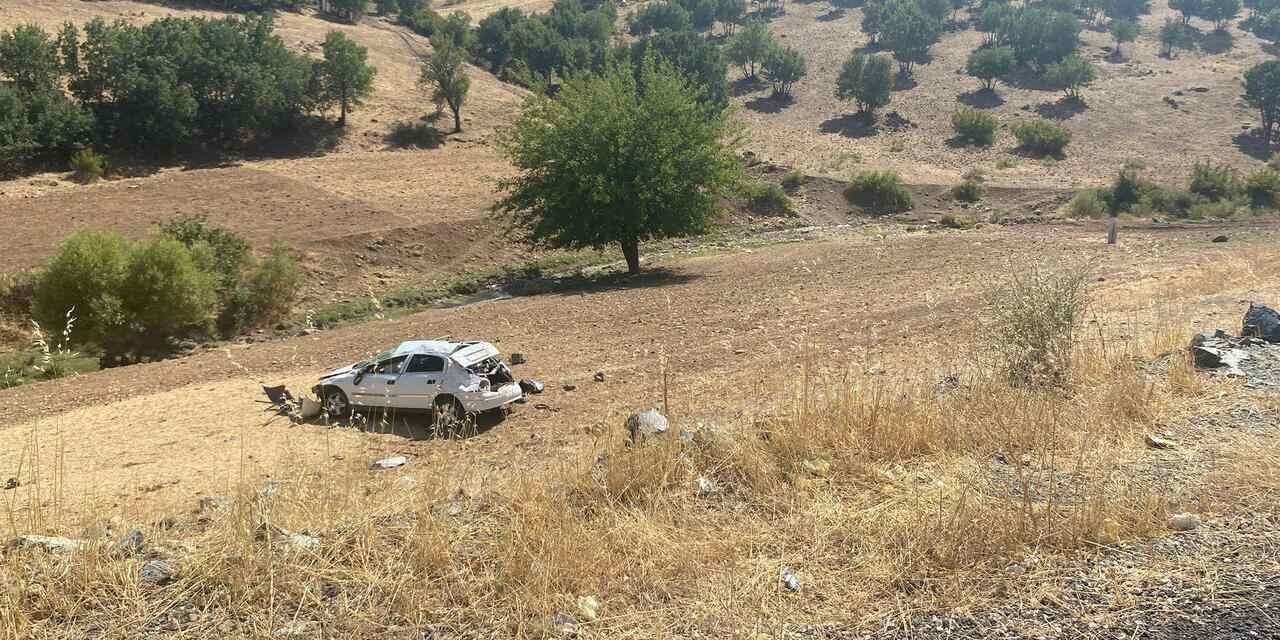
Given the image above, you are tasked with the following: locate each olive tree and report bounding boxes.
[497,59,740,274]
[419,37,470,132]
[318,31,376,126]
[726,20,775,78]
[1110,19,1139,55]
[965,46,1014,91]
[1159,18,1190,56]
[763,45,806,97]
[880,0,941,75]
[1199,0,1241,29]
[1246,60,1280,153]
[1043,54,1096,101]
[1170,0,1201,24]
[836,52,894,114]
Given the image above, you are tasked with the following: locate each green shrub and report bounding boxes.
[1189,197,1249,219]
[781,170,807,192]
[1066,190,1106,218]
[1011,119,1071,156]
[951,170,985,202]
[965,46,1015,91]
[388,121,446,148]
[939,212,976,228]
[68,148,106,183]
[118,238,218,356]
[744,181,794,215]
[951,108,998,146]
[159,216,251,291]
[1108,168,1145,212]
[219,245,301,335]
[844,169,913,214]
[1246,166,1280,207]
[1188,160,1242,202]
[32,230,129,354]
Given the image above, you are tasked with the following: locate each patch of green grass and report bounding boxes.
[0,348,99,389]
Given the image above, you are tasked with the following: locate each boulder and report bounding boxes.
[1243,303,1280,343]
[140,559,178,586]
[625,409,669,443]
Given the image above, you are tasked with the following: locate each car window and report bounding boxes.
[373,355,407,375]
[405,354,445,373]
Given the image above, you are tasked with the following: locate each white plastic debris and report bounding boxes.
[371,456,408,470]
[781,567,801,591]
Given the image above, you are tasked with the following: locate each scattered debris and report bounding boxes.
[299,397,323,420]
[563,384,577,392]
[510,352,527,365]
[625,409,669,443]
[1243,303,1280,343]
[197,495,231,518]
[287,532,320,552]
[593,371,606,382]
[694,476,716,495]
[1144,433,1174,449]
[3,477,16,490]
[140,559,178,586]
[1169,512,1201,532]
[110,529,145,558]
[273,621,320,637]
[802,458,832,477]
[576,595,600,622]
[519,378,545,395]
[371,456,408,470]
[551,612,579,635]
[261,385,306,424]
[1211,234,1229,243]
[1190,330,1253,376]
[781,567,801,591]
[7,535,86,554]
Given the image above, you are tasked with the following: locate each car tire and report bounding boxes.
[322,387,351,418]
[433,396,466,436]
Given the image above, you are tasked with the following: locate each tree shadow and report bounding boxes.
[745,93,795,113]
[1003,66,1056,92]
[506,267,703,298]
[731,75,767,97]
[1034,97,1087,120]
[1195,28,1233,54]
[819,112,880,138]
[818,8,847,21]
[1233,129,1272,160]
[957,88,1005,108]
[893,74,919,91]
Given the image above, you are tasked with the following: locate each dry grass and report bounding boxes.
[2,280,1234,639]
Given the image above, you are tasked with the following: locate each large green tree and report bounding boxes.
[726,20,775,78]
[763,45,806,98]
[497,59,740,274]
[880,0,942,75]
[835,52,894,114]
[1246,60,1280,153]
[318,30,376,126]
[420,37,470,132]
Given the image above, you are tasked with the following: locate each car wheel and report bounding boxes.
[433,396,465,436]
[323,387,350,418]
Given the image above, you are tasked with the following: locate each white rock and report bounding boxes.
[9,535,85,554]
[371,456,408,470]
[576,595,599,622]
[1169,513,1201,531]
[625,409,669,443]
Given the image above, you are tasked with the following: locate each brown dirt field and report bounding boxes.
[3,219,1277,523]
[737,1,1273,187]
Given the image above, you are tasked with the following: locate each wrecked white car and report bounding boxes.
[313,340,522,423]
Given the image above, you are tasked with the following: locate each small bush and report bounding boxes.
[1189,197,1249,219]
[1188,160,1242,202]
[951,175,985,202]
[844,170,913,214]
[939,212,976,228]
[1246,166,1280,207]
[218,245,301,335]
[983,268,1090,388]
[781,170,807,192]
[744,181,794,215]
[1066,189,1107,218]
[951,108,998,146]
[160,216,251,291]
[1108,168,1145,212]
[388,121,445,148]
[1011,119,1071,157]
[68,148,106,183]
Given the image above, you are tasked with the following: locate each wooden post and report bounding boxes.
[1107,215,1117,245]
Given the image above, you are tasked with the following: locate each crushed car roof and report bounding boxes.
[388,340,500,366]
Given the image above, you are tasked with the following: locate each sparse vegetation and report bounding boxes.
[835,52,894,115]
[743,181,794,214]
[387,121,445,148]
[951,172,985,201]
[844,169,914,213]
[780,169,807,191]
[1011,119,1071,156]
[1245,166,1280,207]
[1188,160,1243,202]
[951,108,998,146]
[982,267,1089,387]
[419,37,470,133]
[67,148,105,184]
[1066,188,1108,218]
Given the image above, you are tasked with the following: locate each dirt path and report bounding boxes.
[4,220,1277,522]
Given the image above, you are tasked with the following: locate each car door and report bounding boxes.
[395,354,447,410]
[352,355,407,407]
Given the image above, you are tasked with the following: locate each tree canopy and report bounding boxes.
[1246,60,1280,153]
[420,37,470,132]
[836,52,894,114]
[497,58,740,274]
[318,30,377,126]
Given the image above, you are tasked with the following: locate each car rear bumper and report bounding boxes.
[459,383,523,412]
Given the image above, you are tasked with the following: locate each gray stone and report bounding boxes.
[1212,235,1229,243]
[625,409,669,443]
[110,529,145,558]
[1144,433,1174,449]
[287,533,320,552]
[1169,513,1200,531]
[552,612,579,635]
[8,535,85,553]
[140,559,177,586]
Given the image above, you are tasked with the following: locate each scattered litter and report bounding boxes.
[1191,330,1254,376]
[781,567,801,591]
[1169,512,1201,532]
[510,353,527,365]
[1144,433,1174,449]
[625,409,669,443]
[551,612,579,635]
[140,559,178,586]
[576,595,600,622]
[519,378,545,394]
[563,384,577,392]
[1211,235,1229,243]
[273,621,320,637]
[371,456,408,470]
[7,535,85,554]
[694,476,716,495]
[3,477,16,490]
[593,371,606,382]
[287,533,320,552]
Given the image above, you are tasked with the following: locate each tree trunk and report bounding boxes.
[1264,119,1274,155]
[621,238,641,274]
[338,86,348,127]
[452,105,462,133]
